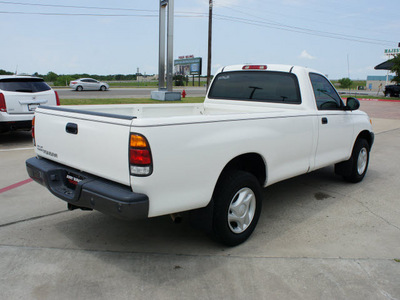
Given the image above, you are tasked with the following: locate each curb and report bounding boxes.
[342,97,400,103]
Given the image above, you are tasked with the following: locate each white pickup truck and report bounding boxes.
[26,64,374,246]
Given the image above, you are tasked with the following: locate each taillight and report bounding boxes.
[32,116,36,146]
[0,93,6,112]
[242,65,267,70]
[129,133,152,176]
[55,91,60,106]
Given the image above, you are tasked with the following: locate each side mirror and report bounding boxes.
[345,97,360,111]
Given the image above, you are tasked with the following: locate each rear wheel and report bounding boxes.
[76,86,83,91]
[212,171,262,246]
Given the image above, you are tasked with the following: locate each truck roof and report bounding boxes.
[218,64,319,75]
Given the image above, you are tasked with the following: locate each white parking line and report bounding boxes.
[0,147,34,152]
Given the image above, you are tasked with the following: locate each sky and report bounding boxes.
[1,0,399,79]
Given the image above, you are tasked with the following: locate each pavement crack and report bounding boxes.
[355,199,400,231]
[375,127,400,136]
[0,210,68,229]
[0,244,397,263]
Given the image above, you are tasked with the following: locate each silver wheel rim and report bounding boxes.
[228,187,256,234]
[357,147,368,175]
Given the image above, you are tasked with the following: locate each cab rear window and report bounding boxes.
[0,78,51,93]
[208,71,301,104]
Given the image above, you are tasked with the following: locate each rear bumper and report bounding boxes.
[0,112,33,132]
[0,120,32,132]
[26,157,149,220]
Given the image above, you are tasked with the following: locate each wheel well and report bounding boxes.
[357,130,374,148]
[216,153,267,188]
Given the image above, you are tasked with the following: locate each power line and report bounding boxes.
[0,1,395,46]
[0,11,158,17]
[0,10,207,18]
[0,1,156,12]
[216,3,396,45]
[0,1,208,17]
[213,14,395,46]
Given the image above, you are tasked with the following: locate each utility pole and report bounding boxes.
[207,0,213,89]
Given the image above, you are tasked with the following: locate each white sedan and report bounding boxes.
[69,78,109,91]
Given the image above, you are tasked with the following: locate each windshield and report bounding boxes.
[0,78,51,93]
[208,71,301,104]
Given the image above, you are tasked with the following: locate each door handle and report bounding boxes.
[321,117,328,124]
[66,123,78,134]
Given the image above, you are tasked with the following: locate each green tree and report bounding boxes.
[54,75,74,86]
[0,69,13,75]
[338,77,353,89]
[391,54,400,84]
[45,71,58,83]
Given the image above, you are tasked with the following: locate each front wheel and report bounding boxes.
[336,139,370,183]
[100,85,107,91]
[212,171,262,246]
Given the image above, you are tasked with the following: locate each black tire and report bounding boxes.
[76,86,83,91]
[212,171,262,246]
[100,85,107,91]
[336,139,370,183]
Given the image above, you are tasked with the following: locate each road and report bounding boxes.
[56,87,389,100]
[1,100,400,299]
[56,87,207,99]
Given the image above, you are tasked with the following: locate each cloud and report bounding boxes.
[299,50,316,60]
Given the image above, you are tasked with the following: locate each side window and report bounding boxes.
[309,73,343,110]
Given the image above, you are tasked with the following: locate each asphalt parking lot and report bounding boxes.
[1,100,400,299]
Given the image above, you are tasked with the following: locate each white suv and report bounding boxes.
[0,75,59,133]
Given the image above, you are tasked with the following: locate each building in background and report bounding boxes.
[366,75,395,92]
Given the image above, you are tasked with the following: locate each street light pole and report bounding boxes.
[166,0,174,91]
[152,0,181,100]
[158,1,167,90]
[207,0,213,89]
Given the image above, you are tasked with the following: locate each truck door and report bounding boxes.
[309,73,354,168]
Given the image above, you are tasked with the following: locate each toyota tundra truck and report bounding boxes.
[26,64,374,246]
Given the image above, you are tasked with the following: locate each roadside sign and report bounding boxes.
[174,57,202,75]
[384,48,400,56]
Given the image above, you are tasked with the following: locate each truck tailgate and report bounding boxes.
[34,107,133,186]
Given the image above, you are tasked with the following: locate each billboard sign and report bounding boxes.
[174,57,202,76]
[384,48,400,56]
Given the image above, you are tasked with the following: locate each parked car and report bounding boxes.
[0,75,59,133]
[69,78,109,91]
[384,84,400,97]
